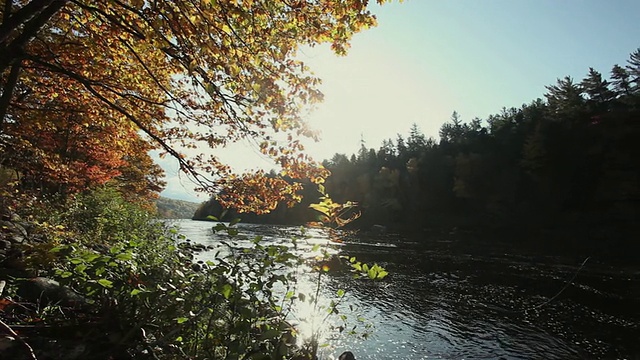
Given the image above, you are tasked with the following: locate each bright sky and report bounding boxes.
[160,0,640,202]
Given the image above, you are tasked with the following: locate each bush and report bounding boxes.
[4,187,386,359]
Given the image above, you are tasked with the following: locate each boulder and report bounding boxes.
[17,277,88,308]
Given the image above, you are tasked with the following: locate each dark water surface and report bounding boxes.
[175,220,639,360]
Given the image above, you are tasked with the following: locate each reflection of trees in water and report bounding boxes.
[181,220,639,359]
[326,239,638,359]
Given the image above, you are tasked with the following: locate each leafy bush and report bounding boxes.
[7,187,387,359]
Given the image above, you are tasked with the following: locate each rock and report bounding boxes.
[17,277,88,308]
[339,351,355,360]
[0,220,28,244]
[0,240,11,263]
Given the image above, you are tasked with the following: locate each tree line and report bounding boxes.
[195,49,640,249]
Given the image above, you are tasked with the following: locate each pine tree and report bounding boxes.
[581,67,615,112]
[407,123,427,154]
[626,48,640,93]
[439,111,465,143]
[544,76,584,119]
[611,64,632,96]
[357,133,368,163]
[396,134,407,156]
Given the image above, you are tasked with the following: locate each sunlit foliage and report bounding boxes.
[1,0,391,207]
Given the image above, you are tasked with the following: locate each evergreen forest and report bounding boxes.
[195,49,640,258]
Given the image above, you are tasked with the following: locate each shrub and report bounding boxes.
[6,187,386,359]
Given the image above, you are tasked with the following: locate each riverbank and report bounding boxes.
[0,190,324,360]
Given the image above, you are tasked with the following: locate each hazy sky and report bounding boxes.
[161,0,640,201]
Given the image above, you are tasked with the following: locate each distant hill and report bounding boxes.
[155,197,202,219]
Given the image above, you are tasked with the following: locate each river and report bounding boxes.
[174,220,639,360]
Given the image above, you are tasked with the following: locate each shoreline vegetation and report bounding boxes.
[1,188,386,359]
[0,1,390,357]
[0,0,638,358]
[193,49,640,263]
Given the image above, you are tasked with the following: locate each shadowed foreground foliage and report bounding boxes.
[0,188,384,359]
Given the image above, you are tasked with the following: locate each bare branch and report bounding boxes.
[0,0,67,72]
[24,54,220,191]
[0,318,38,360]
[0,62,21,131]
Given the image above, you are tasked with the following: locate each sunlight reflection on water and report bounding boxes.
[176,220,345,353]
[173,220,639,360]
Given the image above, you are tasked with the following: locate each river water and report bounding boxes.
[174,220,639,360]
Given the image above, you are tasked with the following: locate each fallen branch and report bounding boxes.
[0,318,38,360]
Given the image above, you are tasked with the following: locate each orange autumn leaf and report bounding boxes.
[0,0,389,209]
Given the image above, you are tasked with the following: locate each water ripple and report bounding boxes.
[175,220,640,360]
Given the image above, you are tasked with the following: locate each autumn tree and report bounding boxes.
[0,0,390,210]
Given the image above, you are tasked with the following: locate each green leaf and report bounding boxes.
[336,289,345,297]
[50,246,65,253]
[176,317,189,324]
[309,203,329,216]
[83,253,101,262]
[229,217,241,226]
[115,253,132,261]
[206,215,218,221]
[261,329,280,340]
[221,284,233,299]
[130,289,143,296]
[97,279,113,288]
[368,269,376,280]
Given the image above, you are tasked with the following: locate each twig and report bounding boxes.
[526,256,590,311]
[0,318,38,360]
[480,256,591,314]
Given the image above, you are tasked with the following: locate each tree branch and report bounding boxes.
[3,0,13,23]
[0,0,67,72]
[0,318,38,360]
[24,54,219,192]
[0,62,21,132]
